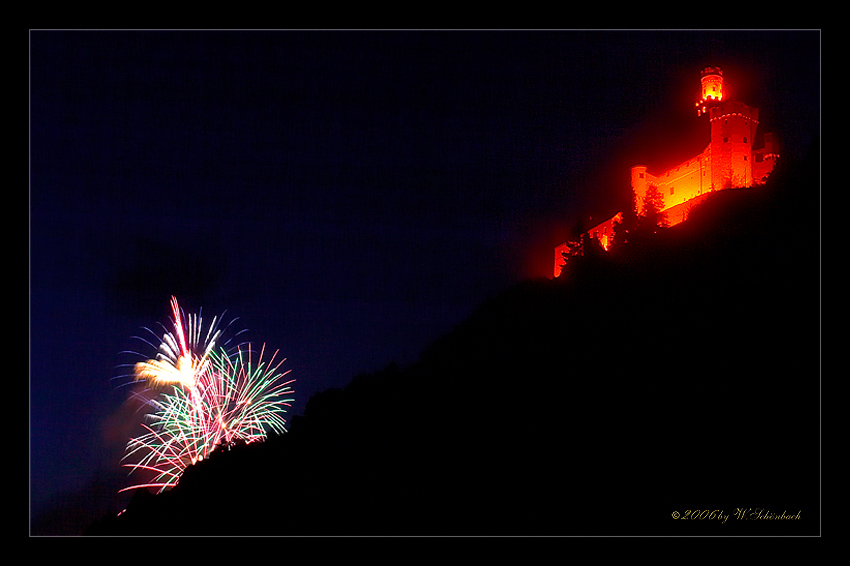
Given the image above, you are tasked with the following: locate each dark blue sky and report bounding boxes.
[29,30,820,531]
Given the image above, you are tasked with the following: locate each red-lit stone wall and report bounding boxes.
[635,147,712,223]
[586,212,623,251]
[553,242,570,278]
[660,192,712,226]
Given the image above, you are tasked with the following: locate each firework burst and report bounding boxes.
[119,297,295,494]
[131,296,235,389]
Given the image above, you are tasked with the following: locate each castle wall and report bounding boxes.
[648,147,711,224]
[632,147,710,225]
[660,191,712,226]
[586,212,623,251]
[553,212,623,277]
[553,242,570,278]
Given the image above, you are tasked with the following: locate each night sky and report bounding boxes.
[29,30,820,534]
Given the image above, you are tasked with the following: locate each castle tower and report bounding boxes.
[696,67,724,117]
[695,66,759,190]
[708,101,759,189]
[631,165,649,217]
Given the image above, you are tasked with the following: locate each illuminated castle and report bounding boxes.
[553,66,779,278]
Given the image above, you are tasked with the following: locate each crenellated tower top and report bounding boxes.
[695,66,724,117]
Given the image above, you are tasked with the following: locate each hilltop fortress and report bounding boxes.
[553,66,779,278]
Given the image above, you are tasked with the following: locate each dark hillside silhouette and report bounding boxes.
[87,141,819,536]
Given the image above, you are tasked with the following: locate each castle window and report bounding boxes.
[723,137,728,143]
[743,136,747,143]
[670,187,674,195]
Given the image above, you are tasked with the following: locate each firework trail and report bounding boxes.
[120,297,295,493]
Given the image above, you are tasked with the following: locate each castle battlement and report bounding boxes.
[553,66,779,278]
